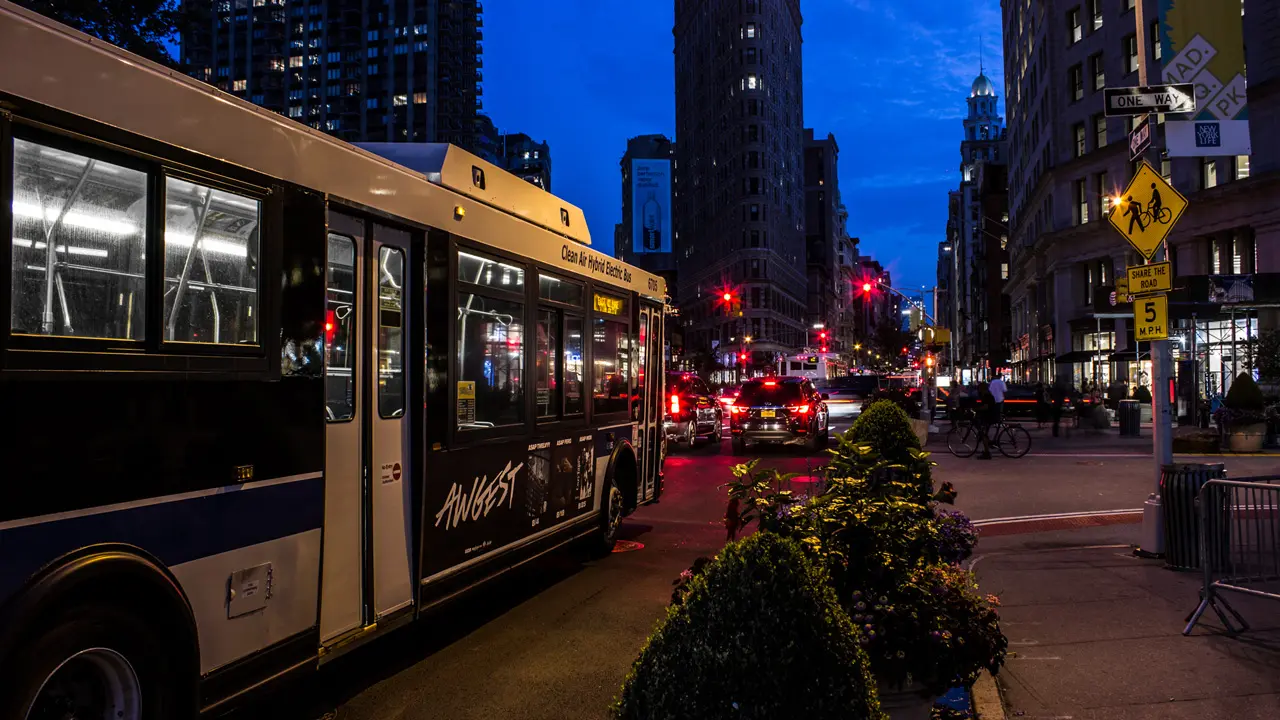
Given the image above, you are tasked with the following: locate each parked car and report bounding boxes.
[729,377,830,454]
[664,371,724,449]
[816,375,878,419]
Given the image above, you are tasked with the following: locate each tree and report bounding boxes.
[15,0,185,67]
[1258,329,1280,383]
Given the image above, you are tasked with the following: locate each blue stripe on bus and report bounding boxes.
[0,475,324,601]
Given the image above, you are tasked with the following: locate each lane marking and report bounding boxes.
[973,509,1142,525]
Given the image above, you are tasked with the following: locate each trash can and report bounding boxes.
[1118,400,1141,437]
[1161,463,1227,571]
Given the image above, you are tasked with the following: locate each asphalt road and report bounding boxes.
[246,422,1280,720]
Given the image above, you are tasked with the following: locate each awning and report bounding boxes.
[1055,350,1109,364]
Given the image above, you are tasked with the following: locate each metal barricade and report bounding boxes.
[1183,475,1280,635]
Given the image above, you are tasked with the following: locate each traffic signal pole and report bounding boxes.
[1135,0,1173,557]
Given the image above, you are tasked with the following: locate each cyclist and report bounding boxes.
[974,381,998,460]
[1149,183,1164,222]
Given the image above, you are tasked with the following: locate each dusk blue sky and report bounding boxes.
[480,0,1003,293]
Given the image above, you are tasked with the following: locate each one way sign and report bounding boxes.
[1104,84,1196,117]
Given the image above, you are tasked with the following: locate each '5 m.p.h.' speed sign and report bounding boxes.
[1133,295,1169,341]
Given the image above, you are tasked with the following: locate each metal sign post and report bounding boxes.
[1135,1,1174,557]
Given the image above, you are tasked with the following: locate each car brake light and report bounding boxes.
[730,405,745,414]
[787,404,810,415]
[670,393,680,416]
[764,380,777,386]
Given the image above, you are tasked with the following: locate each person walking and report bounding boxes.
[1125,195,1146,234]
[989,372,1008,420]
[1035,382,1049,428]
[1050,380,1068,438]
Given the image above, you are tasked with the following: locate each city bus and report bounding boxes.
[0,4,667,716]
[776,351,847,382]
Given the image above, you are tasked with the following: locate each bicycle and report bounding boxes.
[1139,205,1172,227]
[946,410,1031,458]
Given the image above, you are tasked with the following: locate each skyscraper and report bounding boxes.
[943,69,1008,380]
[615,134,677,292]
[673,0,807,365]
[181,0,482,149]
[501,133,552,191]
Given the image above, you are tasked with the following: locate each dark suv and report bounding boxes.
[664,372,724,449]
[729,377,830,454]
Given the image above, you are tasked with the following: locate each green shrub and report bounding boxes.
[1225,373,1266,411]
[838,400,934,496]
[790,478,1004,696]
[614,533,885,720]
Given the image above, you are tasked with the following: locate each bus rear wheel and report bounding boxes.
[7,603,192,720]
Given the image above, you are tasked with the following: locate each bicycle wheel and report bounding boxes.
[996,424,1031,458]
[947,423,979,458]
[1157,206,1172,223]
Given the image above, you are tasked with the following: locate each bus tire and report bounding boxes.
[590,478,625,558]
[4,602,194,720]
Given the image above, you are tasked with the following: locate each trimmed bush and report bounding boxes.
[1225,373,1266,411]
[614,533,884,720]
[848,399,922,458]
[842,400,933,492]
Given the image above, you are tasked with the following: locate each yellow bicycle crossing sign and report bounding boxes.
[1106,160,1188,260]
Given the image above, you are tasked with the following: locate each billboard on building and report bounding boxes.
[631,159,672,254]
[1159,0,1250,156]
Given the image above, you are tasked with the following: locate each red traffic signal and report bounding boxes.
[324,309,337,344]
[820,346,828,353]
[723,292,733,302]
[862,282,872,293]
[819,331,828,340]
[739,352,748,362]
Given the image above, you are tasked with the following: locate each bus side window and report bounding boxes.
[11,138,149,341]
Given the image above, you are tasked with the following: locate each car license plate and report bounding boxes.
[760,409,776,418]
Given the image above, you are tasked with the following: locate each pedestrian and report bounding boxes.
[989,372,1007,420]
[974,381,997,460]
[1106,376,1124,413]
[1050,380,1067,438]
[1035,382,1049,428]
[1125,195,1146,233]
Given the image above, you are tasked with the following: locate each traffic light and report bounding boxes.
[819,331,827,341]
[723,292,733,302]
[862,282,872,293]
[820,345,828,353]
[925,355,935,368]
[739,352,748,364]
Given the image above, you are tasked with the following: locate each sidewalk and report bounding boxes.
[974,526,1280,719]
[961,421,1280,456]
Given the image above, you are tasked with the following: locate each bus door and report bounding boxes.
[637,303,663,500]
[320,212,415,647]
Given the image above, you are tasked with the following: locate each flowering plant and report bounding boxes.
[855,563,1007,696]
[933,509,979,565]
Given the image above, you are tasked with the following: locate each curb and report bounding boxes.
[971,669,1004,719]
